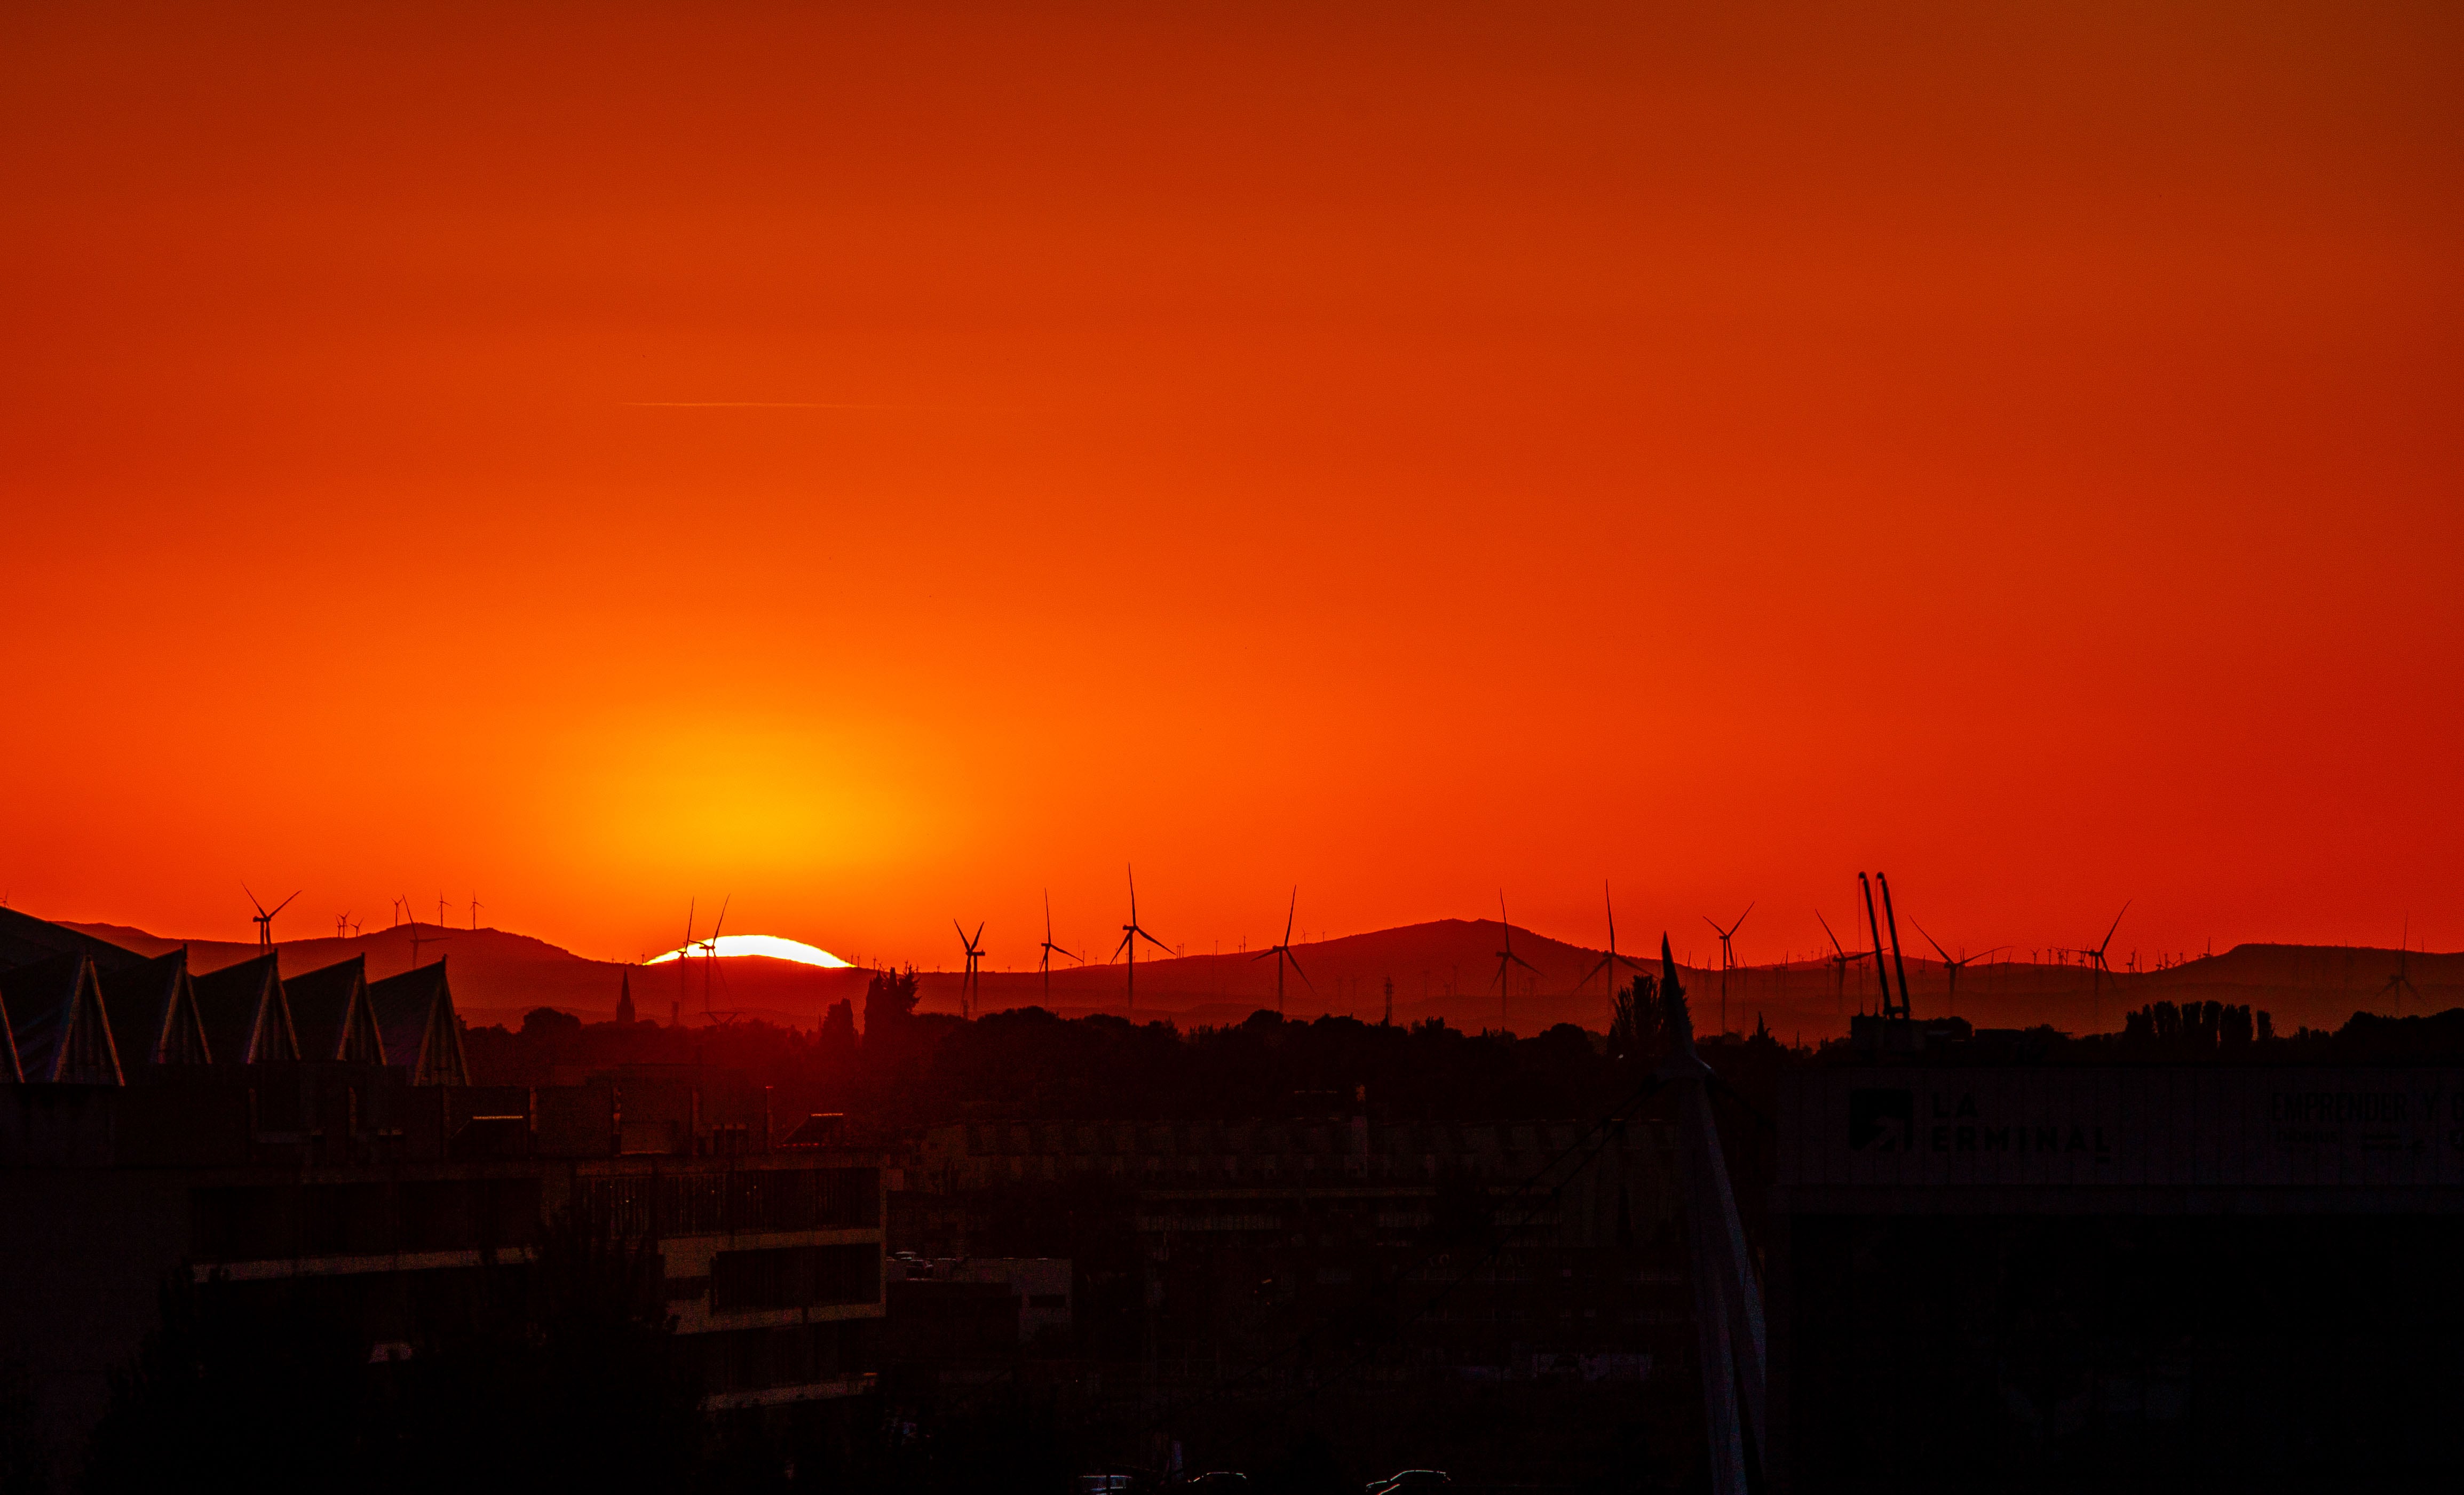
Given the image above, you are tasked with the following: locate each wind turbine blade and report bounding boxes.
[711,895,730,943]
[1289,953,1314,992]
[972,921,985,948]
[1136,927,1171,953]
[1285,887,1297,946]
[1915,921,1953,965]
[1733,901,1754,933]
[1816,909,1845,957]
[1583,956,1610,983]
[1509,951,1539,973]
[2100,899,2132,953]
[1111,932,1132,963]
[1253,948,1278,961]
[1604,881,1617,950]
[243,882,267,916]
[1702,914,1723,936]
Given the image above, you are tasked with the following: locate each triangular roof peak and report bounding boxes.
[103,947,211,1068]
[288,955,383,1064]
[0,966,20,1083]
[1,953,124,1084]
[193,951,299,1065]
[368,956,470,1086]
[0,906,149,975]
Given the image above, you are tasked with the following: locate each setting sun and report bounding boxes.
[643,934,852,968]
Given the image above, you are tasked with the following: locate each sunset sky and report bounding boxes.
[6,2,2459,972]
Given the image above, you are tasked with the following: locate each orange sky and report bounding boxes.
[5,2,2460,973]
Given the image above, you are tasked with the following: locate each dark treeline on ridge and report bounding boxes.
[466,973,2464,1136]
[466,971,1676,1128]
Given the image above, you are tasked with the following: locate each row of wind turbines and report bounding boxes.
[944,871,2190,1036]
[947,869,1327,1020]
[241,885,484,972]
[936,871,2104,1033]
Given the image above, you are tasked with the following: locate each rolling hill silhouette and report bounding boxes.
[52,914,2462,1039]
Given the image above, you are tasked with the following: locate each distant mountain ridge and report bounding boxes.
[51,913,2460,1040]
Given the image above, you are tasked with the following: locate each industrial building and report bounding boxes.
[1770,1058,2464,1489]
[0,910,887,1483]
[898,1115,1694,1380]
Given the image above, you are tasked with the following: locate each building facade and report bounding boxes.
[1770,1062,2464,1491]
[0,1063,885,1478]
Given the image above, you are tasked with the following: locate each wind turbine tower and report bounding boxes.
[953,919,987,1019]
[2078,900,2130,1030]
[2382,918,2423,1007]
[1816,909,1873,1016]
[1492,893,1539,1030]
[1112,866,1170,1013]
[1039,891,1080,1007]
[1253,887,1314,1015]
[699,896,730,1020]
[245,886,300,949]
[1701,903,1753,1036]
[1916,921,2003,1019]
[676,900,696,1019]
[1581,882,1647,999]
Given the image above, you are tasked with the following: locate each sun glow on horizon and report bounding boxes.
[644,934,852,968]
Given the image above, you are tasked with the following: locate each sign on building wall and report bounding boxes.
[1779,1068,2464,1191]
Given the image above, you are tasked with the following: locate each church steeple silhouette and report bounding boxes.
[616,969,636,1025]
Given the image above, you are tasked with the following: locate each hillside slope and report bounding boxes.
[52,916,2459,1039]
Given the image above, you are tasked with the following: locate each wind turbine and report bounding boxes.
[1580,882,1647,998]
[2381,917,2421,1007]
[953,919,987,1019]
[244,885,300,949]
[699,896,730,1020]
[2078,899,2130,1029]
[676,900,696,1019]
[468,894,482,931]
[407,915,448,969]
[1915,922,2004,1018]
[1253,887,1314,1016]
[1038,891,1080,1007]
[1701,903,1753,1036]
[1816,910,1874,1016]
[335,912,352,940]
[1492,893,1539,1029]
[1112,866,1170,1013]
